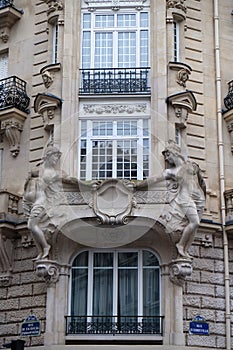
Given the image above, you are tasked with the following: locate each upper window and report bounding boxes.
[0,52,8,80]
[67,250,161,336]
[79,118,150,180]
[81,11,149,69]
[173,20,180,62]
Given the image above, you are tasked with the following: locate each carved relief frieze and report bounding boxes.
[84,0,147,11]
[82,103,147,115]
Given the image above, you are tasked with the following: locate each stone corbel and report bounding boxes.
[34,93,62,130]
[169,258,192,286]
[41,0,64,24]
[40,63,61,89]
[35,260,60,285]
[0,5,22,43]
[0,109,27,157]
[169,62,192,88]
[166,0,187,21]
[222,108,233,154]
[166,90,197,128]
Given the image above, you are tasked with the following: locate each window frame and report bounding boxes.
[81,9,150,69]
[78,116,150,181]
[69,249,161,319]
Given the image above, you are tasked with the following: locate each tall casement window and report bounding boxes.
[0,52,8,80]
[81,11,149,69]
[173,20,180,62]
[79,118,150,181]
[80,9,150,94]
[68,250,161,335]
[52,21,58,64]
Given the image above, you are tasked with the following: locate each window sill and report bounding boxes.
[65,334,163,344]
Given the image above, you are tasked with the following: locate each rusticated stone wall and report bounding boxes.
[0,239,46,348]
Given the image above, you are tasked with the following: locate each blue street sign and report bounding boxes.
[21,315,41,337]
[189,321,209,335]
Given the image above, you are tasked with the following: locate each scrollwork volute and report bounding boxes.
[35,260,60,284]
[169,258,192,286]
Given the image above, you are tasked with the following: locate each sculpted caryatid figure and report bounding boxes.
[23,145,62,260]
[142,140,206,258]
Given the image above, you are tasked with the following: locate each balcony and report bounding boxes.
[0,0,13,9]
[79,67,151,95]
[0,76,30,113]
[224,80,233,111]
[65,315,163,336]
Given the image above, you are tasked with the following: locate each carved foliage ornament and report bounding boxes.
[84,0,146,11]
[83,103,147,115]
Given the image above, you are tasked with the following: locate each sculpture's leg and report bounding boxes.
[28,217,51,260]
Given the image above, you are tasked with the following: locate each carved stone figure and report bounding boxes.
[140,140,206,258]
[23,145,62,260]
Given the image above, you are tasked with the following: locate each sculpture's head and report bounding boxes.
[162,140,185,166]
[43,144,61,166]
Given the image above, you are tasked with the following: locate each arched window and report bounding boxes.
[67,250,162,336]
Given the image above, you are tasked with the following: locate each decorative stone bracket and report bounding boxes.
[166,0,187,21]
[169,258,192,286]
[0,5,22,43]
[34,93,62,131]
[0,108,27,157]
[40,63,61,89]
[41,0,64,24]
[166,90,197,128]
[169,62,192,89]
[35,259,70,285]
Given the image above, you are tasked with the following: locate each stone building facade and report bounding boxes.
[0,1,233,350]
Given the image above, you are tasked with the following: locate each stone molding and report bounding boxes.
[0,108,27,157]
[0,5,22,42]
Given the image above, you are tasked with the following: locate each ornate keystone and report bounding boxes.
[169,258,192,286]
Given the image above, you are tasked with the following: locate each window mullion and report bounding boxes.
[137,119,143,180]
[86,120,92,180]
[113,252,118,317]
[87,251,93,318]
[138,250,143,318]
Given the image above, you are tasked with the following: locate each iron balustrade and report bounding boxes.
[79,67,151,94]
[224,80,233,110]
[66,315,163,336]
[0,76,30,113]
[0,0,13,8]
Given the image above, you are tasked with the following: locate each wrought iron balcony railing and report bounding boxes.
[224,80,233,110]
[66,315,163,336]
[0,76,30,113]
[0,0,13,8]
[79,67,151,95]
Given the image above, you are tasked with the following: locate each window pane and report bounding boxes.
[71,268,88,315]
[82,31,91,68]
[118,252,138,267]
[83,13,91,29]
[95,33,113,68]
[93,269,113,316]
[140,12,149,27]
[117,14,136,27]
[143,268,160,315]
[95,15,114,28]
[94,252,113,267]
[118,269,138,316]
[118,32,136,68]
[73,251,88,267]
[140,30,148,67]
[143,250,159,267]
